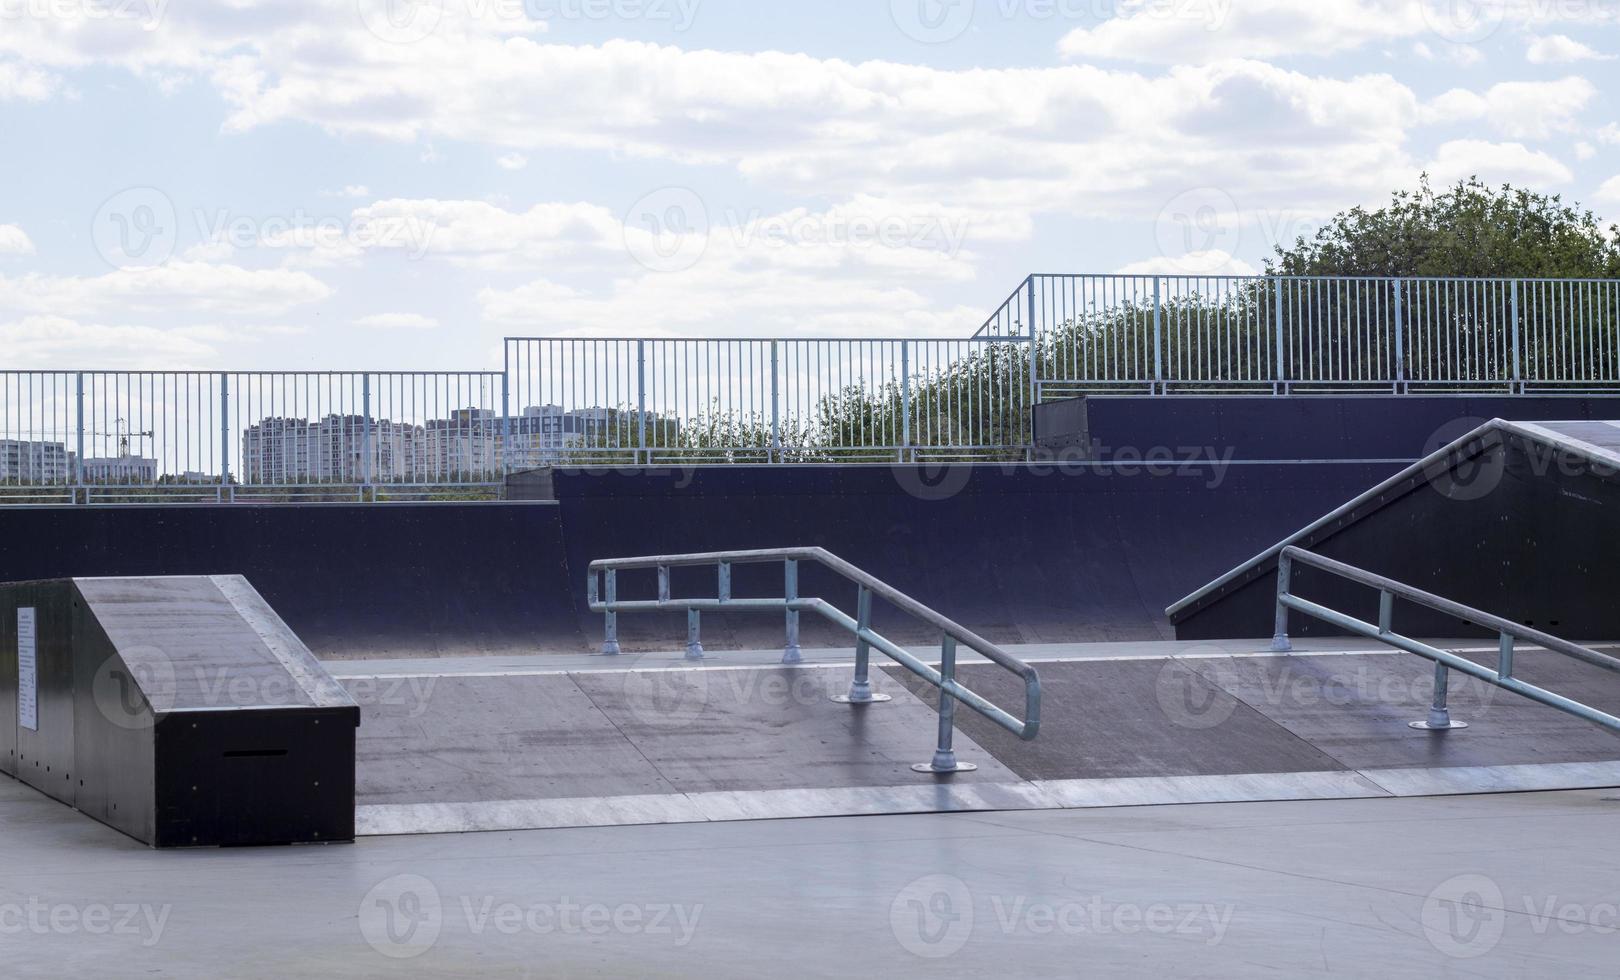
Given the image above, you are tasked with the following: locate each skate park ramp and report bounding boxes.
[337,640,1620,836]
[1171,419,1620,641]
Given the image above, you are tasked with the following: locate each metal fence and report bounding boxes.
[6,274,1620,503]
[1,371,504,504]
[504,337,1028,465]
[979,275,1620,395]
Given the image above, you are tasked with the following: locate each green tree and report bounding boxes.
[1269,175,1620,278]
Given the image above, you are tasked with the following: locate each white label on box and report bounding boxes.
[18,608,37,732]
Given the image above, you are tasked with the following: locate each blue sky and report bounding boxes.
[0,0,1617,370]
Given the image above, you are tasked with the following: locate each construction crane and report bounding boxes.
[85,418,155,457]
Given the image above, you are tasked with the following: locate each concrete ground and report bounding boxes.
[2,777,1618,978]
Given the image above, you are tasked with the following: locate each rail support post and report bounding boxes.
[783,559,803,665]
[686,608,705,661]
[601,569,621,656]
[1270,552,1294,653]
[832,586,891,704]
[1411,660,1468,731]
[914,635,978,774]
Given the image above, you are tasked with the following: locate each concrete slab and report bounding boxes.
[884,659,1351,780]
[569,665,1022,793]
[5,783,1620,976]
[1181,652,1620,771]
[347,673,680,806]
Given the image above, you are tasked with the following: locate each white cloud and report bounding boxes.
[0,61,56,101]
[1596,176,1620,207]
[0,224,35,256]
[0,262,332,317]
[1425,139,1573,188]
[1597,124,1620,145]
[356,313,439,330]
[1526,34,1614,63]
[1421,78,1597,139]
[496,153,528,171]
[1114,251,1260,277]
[322,185,372,198]
[1060,0,1422,64]
[0,315,219,369]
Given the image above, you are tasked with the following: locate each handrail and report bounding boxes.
[587,547,1040,774]
[1271,546,1620,733]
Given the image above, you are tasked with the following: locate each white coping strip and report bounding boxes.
[353,762,1620,838]
[331,646,1521,681]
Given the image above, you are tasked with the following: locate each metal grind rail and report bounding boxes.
[1271,546,1620,733]
[587,547,1041,773]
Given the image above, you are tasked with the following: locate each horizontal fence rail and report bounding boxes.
[6,275,1620,503]
[587,546,1041,772]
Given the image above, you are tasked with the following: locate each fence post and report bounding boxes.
[1510,279,1522,392]
[1393,279,1406,392]
[900,341,912,463]
[1153,277,1164,393]
[74,372,85,502]
[219,373,231,493]
[501,346,512,477]
[636,339,647,464]
[769,340,780,464]
[1273,278,1285,392]
[1025,276,1038,425]
[360,373,372,499]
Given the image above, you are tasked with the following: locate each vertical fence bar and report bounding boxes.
[219,373,231,489]
[1511,279,1522,391]
[1153,277,1163,392]
[74,372,85,497]
[769,340,780,463]
[360,373,372,497]
[1273,278,1285,390]
[636,339,647,463]
[1393,278,1406,390]
[900,341,912,462]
